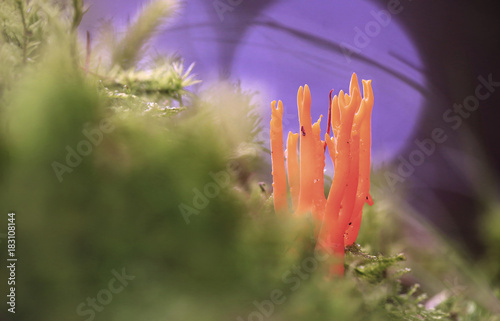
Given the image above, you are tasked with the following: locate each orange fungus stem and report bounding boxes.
[270,100,288,214]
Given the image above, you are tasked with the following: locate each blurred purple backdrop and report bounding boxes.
[80,0,426,167]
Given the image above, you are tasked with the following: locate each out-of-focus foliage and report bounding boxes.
[89,0,198,107]
[109,0,179,70]
[480,203,500,282]
[0,0,55,92]
[1,1,500,321]
[105,61,198,105]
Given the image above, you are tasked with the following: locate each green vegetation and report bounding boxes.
[0,1,499,320]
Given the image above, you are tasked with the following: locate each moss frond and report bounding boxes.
[110,0,180,70]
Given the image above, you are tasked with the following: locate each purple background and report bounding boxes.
[80,0,425,167]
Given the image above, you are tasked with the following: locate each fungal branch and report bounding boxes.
[270,73,374,276]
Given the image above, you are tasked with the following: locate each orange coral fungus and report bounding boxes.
[270,73,374,276]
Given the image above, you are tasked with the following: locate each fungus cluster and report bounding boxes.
[270,73,374,275]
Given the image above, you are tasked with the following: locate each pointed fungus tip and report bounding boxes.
[304,84,311,97]
[349,73,360,97]
[277,100,284,113]
[271,101,276,112]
